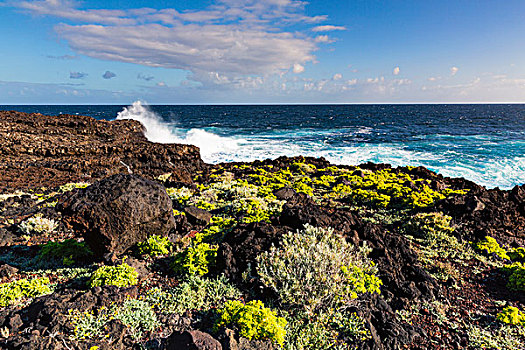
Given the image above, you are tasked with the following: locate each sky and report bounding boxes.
[1,0,525,104]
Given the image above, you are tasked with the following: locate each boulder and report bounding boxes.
[184,206,213,226]
[58,174,176,256]
[166,330,222,350]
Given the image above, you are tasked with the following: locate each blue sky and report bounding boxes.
[1,0,525,104]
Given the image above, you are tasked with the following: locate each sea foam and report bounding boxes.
[116,101,524,189]
[116,101,241,162]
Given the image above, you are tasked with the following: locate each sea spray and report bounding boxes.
[116,100,176,143]
[111,102,524,189]
[116,101,242,162]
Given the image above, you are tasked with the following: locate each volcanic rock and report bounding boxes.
[0,110,206,193]
[184,206,213,226]
[166,330,222,350]
[58,174,176,256]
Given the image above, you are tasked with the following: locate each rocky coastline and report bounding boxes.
[0,111,524,350]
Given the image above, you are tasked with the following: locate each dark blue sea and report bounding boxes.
[2,102,524,189]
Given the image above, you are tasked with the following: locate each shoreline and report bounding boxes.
[0,110,524,349]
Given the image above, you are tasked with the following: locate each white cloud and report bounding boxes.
[450,66,459,76]
[312,25,346,32]
[314,35,335,43]
[393,66,400,75]
[293,63,305,73]
[332,73,342,80]
[13,0,319,86]
[156,81,167,87]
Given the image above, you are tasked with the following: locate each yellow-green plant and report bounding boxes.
[137,235,172,257]
[88,263,138,288]
[172,241,217,276]
[215,300,287,346]
[508,247,525,262]
[476,236,510,260]
[0,278,52,307]
[497,306,525,325]
[502,262,525,292]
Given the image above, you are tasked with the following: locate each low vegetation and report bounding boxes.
[88,263,138,288]
[215,300,287,346]
[0,278,52,307]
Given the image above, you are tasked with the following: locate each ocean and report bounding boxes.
[2,101,524,190]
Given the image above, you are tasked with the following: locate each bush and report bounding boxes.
[283,309,370,350]
[198,216,237,243]
[0,278,52,307]
[497,306,525,325]
[144,275,241,315]
[18,214,58,235]
[137,235,172,257]
[508,247,525,262]
[502,263,525,292]
[88,263,138,288]
[69,298,159,341]
[404,212,466,260]
[215,300,287,346]
[38,239,93,265]
[113,298,159,340]
[166,186,194,207]
[172,241,217,276]
[69,307,112,340]
[257,224,381,310]
[475,236,510,260]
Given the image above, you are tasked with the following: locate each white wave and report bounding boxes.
[116,100,524,189]
[116,101,241,162]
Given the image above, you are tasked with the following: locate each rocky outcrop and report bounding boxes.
[58,174,176,256]
[166,330,222,350]
[436,183,525,245]
[0,111,206,192]
[1,286,138,350]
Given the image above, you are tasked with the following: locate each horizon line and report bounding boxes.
[2,101,525,106]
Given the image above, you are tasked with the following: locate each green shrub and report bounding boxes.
[144,275,241,315]
[508,247,525,262]
[172,241,217,276]
[18,214,58,235]
[198,216,237,243]
[475,236,510,260]
[231,197,285,223]
[404,212,467,260]
[283,309,370,350]
[467,323,525,349]
[324,168,465,209]
[497,306,525,325]
[166,187,194,207]
[0,278,52,307]
[137,235,172,257]
[113,298,159,340]
[215,300,287,346]
[69,298,159,341]
[257,224,381,310]
[38,239,93,265]
[88,263,138,288]
[502,263,525,292]
[404,212,453,240]
[69,307,112,339]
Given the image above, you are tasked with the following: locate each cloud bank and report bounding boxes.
[14,0,329,87]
